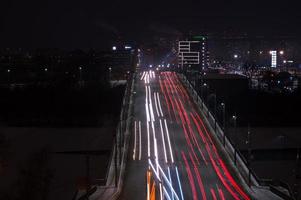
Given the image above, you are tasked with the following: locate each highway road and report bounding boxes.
[119,70,251,200]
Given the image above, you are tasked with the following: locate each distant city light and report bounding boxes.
[234,54,238,59]
[7,69,10,72]
[125,45,132,50]
[112,46,117,51]
[79,67,82,70]
[149,64,153,68]
[44,68,48,72]
[279,50,284,55]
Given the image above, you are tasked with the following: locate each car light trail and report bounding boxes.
[159,119,168,163]
[164,119,174,163]
[156,92,164,117]
[218,187,226,200]
[141,71,146,81]
[181,152,198,200]
[210,188,217,200]
[163,186,172,200]
[175,167,184,200]
[139,120,142,160]
[147,170,151,200]
[133,120,137,160]
[159,183,163,200]
[147,121,150,158]
[188,152,207,200]
[168,167,174,200]
[154,92,160,117]
[157,164,180,200]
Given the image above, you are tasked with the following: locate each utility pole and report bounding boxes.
[293,148,300,199]
[221,103,226,146]
[232,114,237,165]
[246,123,252,186]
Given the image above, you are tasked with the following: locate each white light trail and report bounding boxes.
[154,92,160,117]
[168,167,174,200]
[148,160,180,200]
[175,167,185,200]
[145,103,150,122]
[158,164,180,200]
[159,183,164,200]
[159,119,168,163]
[157,92,164,117]
[163,187,172,200]
[141,71,146,81]
[154,138,159,175]
[133,120,137,160]
[164,119,174,163]
[139,121,142,160]
[147,121,150,158]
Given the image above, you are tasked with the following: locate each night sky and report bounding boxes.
[1,0,300,48]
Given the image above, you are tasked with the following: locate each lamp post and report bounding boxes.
[7,69,11,85]
[246,124,252,185]
[108,67,112,82]
[221,102,226,146]
[200,83,207,109]
[79,67,83,87]
[232,115,238,165]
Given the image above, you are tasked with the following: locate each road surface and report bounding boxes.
[119,70,251,200]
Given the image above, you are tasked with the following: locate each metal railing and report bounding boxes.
[179,73,295,200]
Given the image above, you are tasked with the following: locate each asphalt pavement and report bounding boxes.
[119,70,252,200]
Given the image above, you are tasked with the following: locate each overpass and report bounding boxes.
[85,70,289,200]
[116,70,286,200]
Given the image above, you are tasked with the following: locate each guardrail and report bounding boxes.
[179,73,295,200]
[106,73,136,200]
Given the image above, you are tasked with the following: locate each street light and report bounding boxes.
[79,67,83,86]
[234,54,238,59]
[221,103,226,146]
[108,67,112,82]
[279,50,284,55]
[232,115,238,164]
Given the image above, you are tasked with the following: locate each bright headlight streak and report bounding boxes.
[147,121,150,158]
[163,187,172,200]
[151,121,157,159]
[154,138,159,173]
[145,103,150,122]
[159,119,168,163]
[148,159,180,200]
[149,101,155,122]
[159,183,164,200]
[154,92,160,117]
[133,120,137,160]
[168,167,174,200]
[138,121,142,160]
[141,71,146,80]
[147,171,150,200]
[157,93,164,117]
[164,119,174,163]
[157,164,180,200]
[148,159,161,181]
[175,167,184,200]
[148,86,155,122]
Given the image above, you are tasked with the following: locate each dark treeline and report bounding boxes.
[0,83,125,127]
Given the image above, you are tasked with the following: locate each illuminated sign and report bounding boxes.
[270,50,277,68]
[178,41,200,68]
